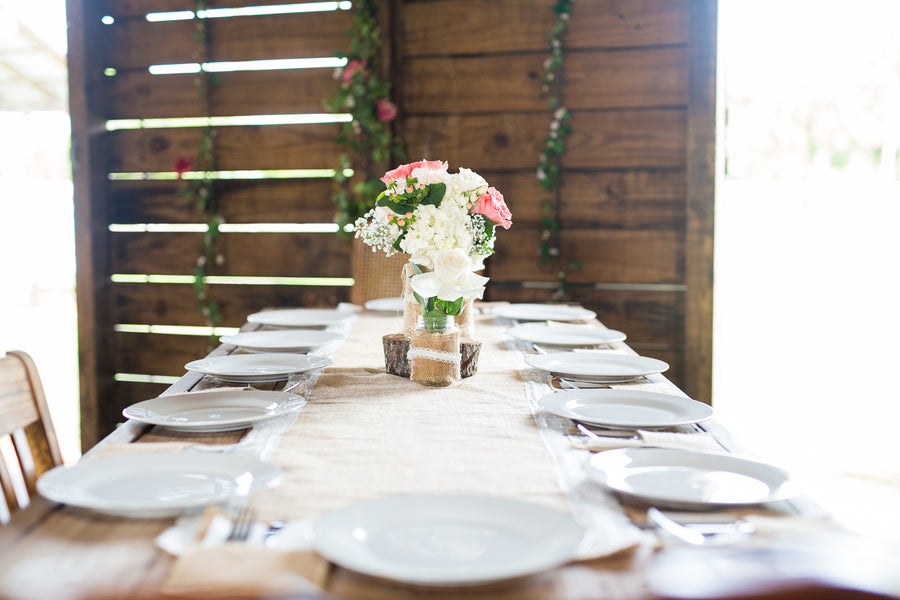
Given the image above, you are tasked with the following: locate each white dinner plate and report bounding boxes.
[122,389,306,432]
[508,323,626,347]
[185,353,332,382]
[587,448,797,508]
[37,452,280,518]
[219,329,345,353]
[313,494,585,587]
[537,389,713,429]
[364,297,403,312]
[492,303,596,322]
[246,308,354,328]
[525,353,668,383]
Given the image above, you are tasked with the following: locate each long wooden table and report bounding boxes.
[0,306,845,600]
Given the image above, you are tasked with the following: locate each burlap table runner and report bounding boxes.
[251,311,570,521]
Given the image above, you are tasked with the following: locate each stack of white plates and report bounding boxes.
[537,389,713,430]
[37,452,281,518]
[246,308,354,328]
[492,303,596,322]
[312,494,585,586]
[123,389,306,432]
[587,448,798,509]
[220,329,345,353]
[185,354,332,383]
[364,297,403,313]
[525,353,668,383]
[508,322,625,348]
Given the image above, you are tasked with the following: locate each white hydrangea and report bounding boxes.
[410,165,451,188]
[400,203,474,267]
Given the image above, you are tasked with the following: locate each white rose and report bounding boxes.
[410,249,489,302]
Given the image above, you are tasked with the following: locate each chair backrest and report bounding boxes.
[0,351,64,524]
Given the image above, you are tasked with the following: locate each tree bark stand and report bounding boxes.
[383,333,481,379]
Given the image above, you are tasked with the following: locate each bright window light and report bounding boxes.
[146,2,351,22]
[105,113,351,131]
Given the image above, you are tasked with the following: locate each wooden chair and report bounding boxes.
[0,351,64,524]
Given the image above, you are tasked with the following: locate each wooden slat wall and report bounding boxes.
[69,0,715,448]
[69,1,356,445]
[397,0,714,396]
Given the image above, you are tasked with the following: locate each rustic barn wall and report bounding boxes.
[397,0,713,397]
[68,0,715,448]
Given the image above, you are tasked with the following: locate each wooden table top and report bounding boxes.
[0,307,849,600]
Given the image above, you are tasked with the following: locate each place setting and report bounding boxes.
[246,307,357,329]
[122,389,307,433]
[219,329,345,354]
[184,353,333,384]
[492,303,597,323]
[507,321,627,352]
[36,451,281,519]
[526,351,670,385]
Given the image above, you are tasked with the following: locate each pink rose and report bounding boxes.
[376,98,398,122]
[341,60,368,85]
[380,160,448,185]
[472,187,512,229]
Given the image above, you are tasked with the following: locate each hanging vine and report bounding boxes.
[175,0,223,327]
[324,0,405,236]
[536,0,580,300]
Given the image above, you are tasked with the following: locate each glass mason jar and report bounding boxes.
[401,262,423,335]
[408,314,461,387]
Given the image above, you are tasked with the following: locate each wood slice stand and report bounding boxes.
[383,333,482,379]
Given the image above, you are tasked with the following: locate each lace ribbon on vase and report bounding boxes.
[406,347,462,365]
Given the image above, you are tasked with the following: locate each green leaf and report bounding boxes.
[377,197,416,214]
[421,182,446,207]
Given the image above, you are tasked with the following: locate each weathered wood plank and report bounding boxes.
[108,123,342,172]
[684,0,717,405]
[111,282,351,327]
[491,228,684,285]
[109,179,336,224]
[403,49,688,114]
[480,170,685,228]
[107,11,351,70]
[113,332,211,378]
[106,68,340,119]
[559,170,686,229]
[110,231,351,276]
[565,110,687,169]
[403,109,685,171]
[403,0,688,56]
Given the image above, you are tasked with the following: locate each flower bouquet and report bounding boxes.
[355,160,512,386]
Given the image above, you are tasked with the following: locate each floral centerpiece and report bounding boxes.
[355,160,512,385]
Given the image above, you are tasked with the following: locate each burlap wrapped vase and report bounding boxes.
[408,315,461,387]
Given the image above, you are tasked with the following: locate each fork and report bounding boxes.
[226,503,257,542]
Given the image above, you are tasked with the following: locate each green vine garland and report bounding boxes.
[536,0,580,300]
[324,0,405,236]
[176,0,223,328]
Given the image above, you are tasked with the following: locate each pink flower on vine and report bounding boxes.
[341,60,368,85]
[472,187,512,229]
[173,157,194,180]
[376,98,398,122]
